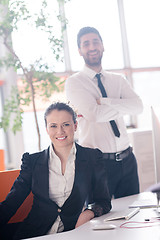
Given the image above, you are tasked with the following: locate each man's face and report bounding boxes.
[78,33,104,67]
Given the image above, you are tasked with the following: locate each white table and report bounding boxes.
[27,192,160,240]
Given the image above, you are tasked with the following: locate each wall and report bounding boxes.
[128,129,156,192]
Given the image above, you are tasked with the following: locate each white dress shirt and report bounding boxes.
[65,65,143,153]
[47,143,76,234]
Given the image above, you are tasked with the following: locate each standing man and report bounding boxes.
[65,26,143,199]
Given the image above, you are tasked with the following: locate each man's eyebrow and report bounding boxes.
[48,121,71,125]
[83,40,89,44]
[93,38,101,42]
[82,38,100,44]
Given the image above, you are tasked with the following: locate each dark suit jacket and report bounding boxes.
[0,143,111,239]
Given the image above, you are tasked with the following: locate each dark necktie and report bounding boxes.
[96,73,120,138]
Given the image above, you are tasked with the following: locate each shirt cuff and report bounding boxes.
[85,203,103,217]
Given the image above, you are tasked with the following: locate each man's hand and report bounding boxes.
[75,210,94,228]
[96,99,101,105]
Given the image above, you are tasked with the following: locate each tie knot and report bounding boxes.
[95,73,101,80]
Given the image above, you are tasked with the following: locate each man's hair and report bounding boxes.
[44,102,77,127]
[77,26,103,48]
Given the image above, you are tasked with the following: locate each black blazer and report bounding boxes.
[0,143,111,239]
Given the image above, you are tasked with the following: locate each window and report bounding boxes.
[65,0,124,71]
[123,0,160,68]
[1,0,160,153]
[133,71,160,128]
[12,0,65,73]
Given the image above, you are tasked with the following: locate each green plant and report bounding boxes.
[0,0,68,150]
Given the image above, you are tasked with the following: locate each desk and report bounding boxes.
[27,192,160,240]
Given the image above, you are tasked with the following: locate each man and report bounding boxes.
[65,26,143,199]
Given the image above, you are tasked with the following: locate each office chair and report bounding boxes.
[0,169,33,223]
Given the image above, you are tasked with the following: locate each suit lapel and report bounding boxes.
[63,143,91,206]
[33,148,50,199]
[33,144,91,206]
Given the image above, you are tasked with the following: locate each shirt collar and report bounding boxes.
[49,142,77,163]
[83,65,105,80]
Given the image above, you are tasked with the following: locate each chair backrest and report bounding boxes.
[0,169,33,223]
[0,149,5,171]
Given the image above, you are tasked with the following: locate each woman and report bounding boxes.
[0,102,111,240]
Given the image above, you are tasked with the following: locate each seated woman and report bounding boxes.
[0,102,111,240]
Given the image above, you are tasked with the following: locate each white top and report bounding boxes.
[47,143,76,234]
[65,65,143,153]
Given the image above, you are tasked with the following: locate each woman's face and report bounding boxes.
[46,109,77,150]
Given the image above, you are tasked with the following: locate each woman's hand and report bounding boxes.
[75,210,94,228]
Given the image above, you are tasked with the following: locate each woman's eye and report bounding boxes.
[63,123,70,127]
[51,125,57,128]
